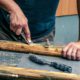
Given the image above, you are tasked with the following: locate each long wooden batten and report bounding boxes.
[0,41,63,56]
[0,66,80,80]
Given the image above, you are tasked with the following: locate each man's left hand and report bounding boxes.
[62,42,80,61]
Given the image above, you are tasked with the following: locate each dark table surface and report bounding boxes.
[0,50,80,75]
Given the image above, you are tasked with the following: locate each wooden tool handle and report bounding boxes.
[0,41,63,56]
[0,66,80,80]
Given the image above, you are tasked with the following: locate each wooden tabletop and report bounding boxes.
[0,50,80,74]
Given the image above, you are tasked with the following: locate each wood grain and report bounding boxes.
[0,66,80,80]
[0,41,63,56]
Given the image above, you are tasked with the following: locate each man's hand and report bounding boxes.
[10,9,31,41]
[0,0,31,42]
[62,42,80,61]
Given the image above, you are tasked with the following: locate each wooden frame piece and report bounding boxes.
[0,66,80,80]
[0,41,63,56]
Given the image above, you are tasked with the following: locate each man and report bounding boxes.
[0,0,80,60]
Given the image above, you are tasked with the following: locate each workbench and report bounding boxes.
[0,50,80,75]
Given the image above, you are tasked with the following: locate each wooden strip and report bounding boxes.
[0,66,80,80]
[0,41,63,56]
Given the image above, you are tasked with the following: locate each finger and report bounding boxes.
[62,43,72,58]
[16,26,22,35]
[10,14,17,33]
[76,49,80,61]
[66,46,73,60]
[23,24,31,40]
[71,47,77,60]
[15,20,22,35]
[10,23,16,32]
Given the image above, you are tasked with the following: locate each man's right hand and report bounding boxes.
[10,9,31,42]
[0,0,31,43]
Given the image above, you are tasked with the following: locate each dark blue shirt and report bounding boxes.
[2,0,59,39]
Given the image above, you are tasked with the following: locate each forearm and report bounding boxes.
[0,0,21,14]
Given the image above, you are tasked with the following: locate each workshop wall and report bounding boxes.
[54,0,79,44]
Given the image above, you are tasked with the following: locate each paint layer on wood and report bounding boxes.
[56,0,78,16]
